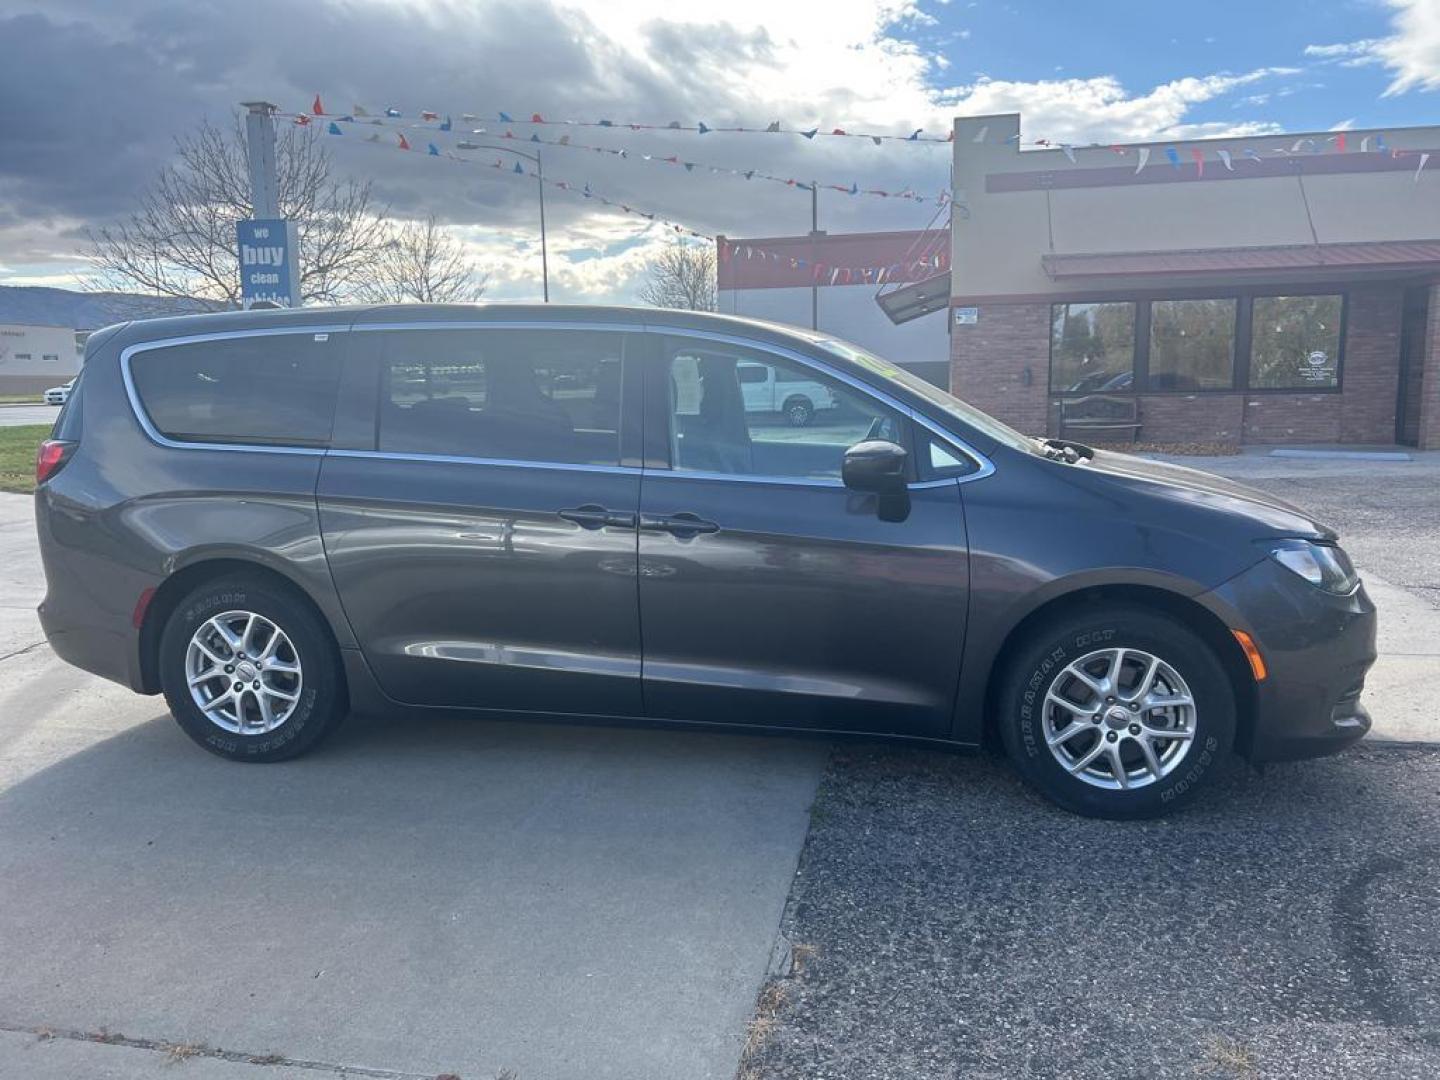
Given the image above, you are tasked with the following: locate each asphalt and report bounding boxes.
[0,494,827,1080]
[0,403,60,428]
[744,742,1440,1080]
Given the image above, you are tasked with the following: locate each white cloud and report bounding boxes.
[935,68,1299,143]
[1304,0,1440,93]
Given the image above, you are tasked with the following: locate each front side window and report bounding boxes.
[1148,299,1236,391]
[664,338,903,481]
[1250,295,1342,389]
[1050,302,1136,394]
[130,333,340,446]
[378,329,622,466]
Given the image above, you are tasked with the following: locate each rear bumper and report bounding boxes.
[1203,557,1377,763]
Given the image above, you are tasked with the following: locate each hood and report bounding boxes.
[1076,448,1336,540]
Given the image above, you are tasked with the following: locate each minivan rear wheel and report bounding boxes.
[998,606,1236,819]
[159,576,346,762]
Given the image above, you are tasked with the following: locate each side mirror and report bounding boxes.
[842,440,909,495]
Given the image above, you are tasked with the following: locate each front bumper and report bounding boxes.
[1203,557,1377,763]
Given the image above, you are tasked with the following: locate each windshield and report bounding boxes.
[814,338,1039,455]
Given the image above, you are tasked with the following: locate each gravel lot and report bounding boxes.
[745,744,1440,1080]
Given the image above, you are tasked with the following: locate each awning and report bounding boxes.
[1042,239,1440,279]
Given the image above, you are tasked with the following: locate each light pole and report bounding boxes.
[471,144,549,302]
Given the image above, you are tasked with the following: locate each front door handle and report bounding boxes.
[558,505,636,530]
[640,512,720,537]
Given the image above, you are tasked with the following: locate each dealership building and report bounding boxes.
[927,113,1440,449]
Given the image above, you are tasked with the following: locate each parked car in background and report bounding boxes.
[737,360,835,426]
[44,378,76,405]
[34,306,1376,819]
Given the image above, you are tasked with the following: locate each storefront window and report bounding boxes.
[1049,302,1136,394]
[1249,295,1342,390]
[1148,299,1236,391]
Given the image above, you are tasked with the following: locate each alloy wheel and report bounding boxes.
[185,610,303,735]
[1041,647,1196,790]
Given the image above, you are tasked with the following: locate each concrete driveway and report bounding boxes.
[0,493,827,1080]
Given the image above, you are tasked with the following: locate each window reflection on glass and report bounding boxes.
[378,330,622,465]
[1148,299,1237,391]
[1250,295,1342,390]
[666,341,903,480]
[1049,302,1136,394]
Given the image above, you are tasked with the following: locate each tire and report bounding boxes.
[998,606,1235,819]
[159,575,346,762]
[783,396,814,427]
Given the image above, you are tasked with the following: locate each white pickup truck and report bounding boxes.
[737,362,836,427]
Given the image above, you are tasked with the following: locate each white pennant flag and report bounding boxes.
[1417,153,1431,183]
[972,125,989,143]
[1360,136,1371,152]
[1061,144,1076,164]
[1217,149,1233,171]
[1135,147,1150,174]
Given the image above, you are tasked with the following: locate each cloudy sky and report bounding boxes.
[0,0,1436,303]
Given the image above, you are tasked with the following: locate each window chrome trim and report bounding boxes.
[120,326,352,456]
[645,326,996,485]
[327,448,637,475]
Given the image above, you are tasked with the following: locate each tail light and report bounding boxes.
[35,440,76,485]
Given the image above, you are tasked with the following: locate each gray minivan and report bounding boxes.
[34,305,1376,818]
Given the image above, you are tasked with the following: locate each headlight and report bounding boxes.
[1267,539,1358,594]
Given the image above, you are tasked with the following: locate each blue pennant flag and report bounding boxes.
[531,134,541,142]
[440,116,452,131]
[427,143,440,156]
[908,129,922,141]
[1165,146,1181,169]
[683,162,695,171]
[513,162,524,174]
[499,111,513,123]
[801,128,818,140]
[1376,134,1388,153]
[698,121,710,134]
[599,119,614,127]
[744,170,755,179]
[385,107,401,117]
[848,182,858,195]
[327,122,342,135]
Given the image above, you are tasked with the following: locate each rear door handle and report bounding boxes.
[639,512,720,537]
[559,505,637,530]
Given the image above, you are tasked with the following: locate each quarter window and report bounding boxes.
[377,329,622,466]
[663,339,904,481]
[1049,302,1136,394]
[1249,295,1342,389]
[1148,299,1236,391]
[130,333,340,446]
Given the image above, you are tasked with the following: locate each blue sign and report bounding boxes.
[236,218,300,307]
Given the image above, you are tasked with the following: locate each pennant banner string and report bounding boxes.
[294,113,948,206]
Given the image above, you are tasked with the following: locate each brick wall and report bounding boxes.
[1420,283,1440,451]
[949,303,1050,436]
[1138,394,1245,444]
[1338,285,1403,443]
[1242,393,1342,443]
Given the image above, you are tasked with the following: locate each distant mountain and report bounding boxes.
[0,285,219,330]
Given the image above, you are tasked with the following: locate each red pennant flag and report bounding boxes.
[531,113,545,123]
[832,128,847,136]
[1191,148,1204,177]
[1336,132,1347,153]
[294,114,311,126]
[397,132,410,150]
[312,95,325,115]
[421,110,438,121]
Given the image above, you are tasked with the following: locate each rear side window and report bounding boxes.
[130,333,340,447]
[51,370,84,441]
[376,329,623,466]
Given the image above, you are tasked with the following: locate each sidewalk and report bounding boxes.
[1362,572,1440,743]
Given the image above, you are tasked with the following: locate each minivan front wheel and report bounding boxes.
[159,576,345,762]
[999,607,1236,819]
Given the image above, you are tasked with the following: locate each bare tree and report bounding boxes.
[353,215,489,304]
[638,240,717,311]
[86,117,386,306]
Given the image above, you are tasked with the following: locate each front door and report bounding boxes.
[636,334,970,738]
[318,325,643,717]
